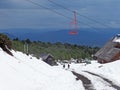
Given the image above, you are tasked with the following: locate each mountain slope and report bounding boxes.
[0,48,82,90]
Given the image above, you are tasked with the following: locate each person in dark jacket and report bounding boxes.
[68,64,70,69]
[63,64,65,69]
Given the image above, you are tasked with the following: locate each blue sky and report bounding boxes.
[0,0,120,30]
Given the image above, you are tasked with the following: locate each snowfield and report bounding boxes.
[0,48,83,90]
[68,61,120,86]
[0,48,120,90]
[56,61,120,90]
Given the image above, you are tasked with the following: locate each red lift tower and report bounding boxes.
[69,11,78,35]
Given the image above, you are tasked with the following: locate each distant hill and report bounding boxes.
[1,28,120,47]
[2,32,17,39]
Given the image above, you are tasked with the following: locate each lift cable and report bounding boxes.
[47,0,110,28]
[25,0,97,30]
[25,0,72,20]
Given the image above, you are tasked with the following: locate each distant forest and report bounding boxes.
[12,38,100,60]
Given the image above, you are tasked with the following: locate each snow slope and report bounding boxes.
[1,47,120,90]
[56,60,120,90]
[0,48,83,90]
[69,61,120,86]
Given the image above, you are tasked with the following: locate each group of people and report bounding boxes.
[63,64,70,69]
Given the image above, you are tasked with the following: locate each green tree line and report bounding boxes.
[12,38,100,60]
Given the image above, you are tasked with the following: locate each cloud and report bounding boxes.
[109,21,120,28]
[0,0,120,29]
[0,9,70,29]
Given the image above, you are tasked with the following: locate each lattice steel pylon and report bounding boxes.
[69,11,78,35]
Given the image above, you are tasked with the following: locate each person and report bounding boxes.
[68,64,70,69]
[63,64,65,69]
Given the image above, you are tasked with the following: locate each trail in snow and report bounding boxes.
[0,49,83,90]
[1,48,120,90]
[71,70,117,90]
[72,71,95,90]
[66,63,119,90]
[84,71,120,90]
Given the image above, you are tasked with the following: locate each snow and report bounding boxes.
[56,60,120,90]
[113,34,120,42]
[68,60,120,88]
[0,48,83,90]
[1,48,120,90]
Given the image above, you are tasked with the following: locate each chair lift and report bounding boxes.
[69,11,78,35]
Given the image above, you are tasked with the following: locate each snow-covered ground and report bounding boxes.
[0,48,83,90]
[69,61,120,85]
[0,48,120,90]
[56,61,120,90]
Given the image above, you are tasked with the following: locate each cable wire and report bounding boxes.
[25,0,97,30]
[25,0,71,20]
[47,0,110,28]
